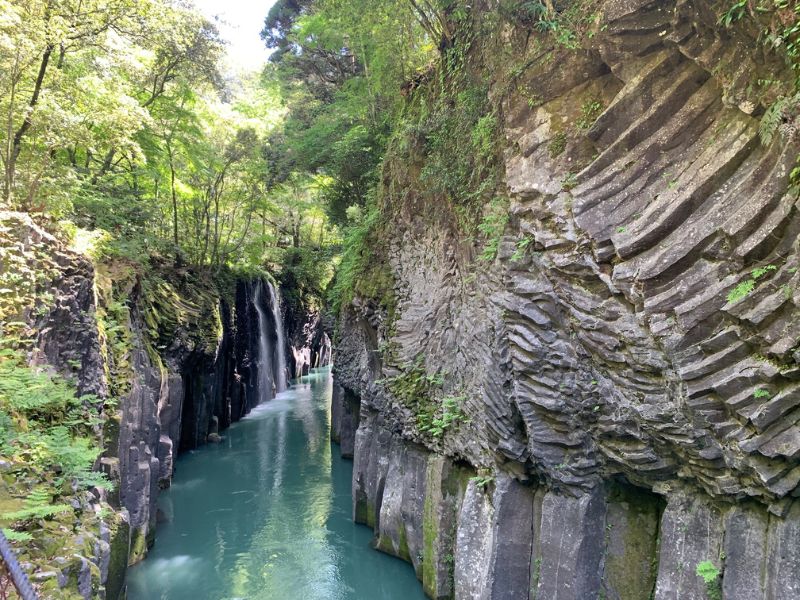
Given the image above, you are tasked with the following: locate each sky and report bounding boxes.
[192,0,277,72]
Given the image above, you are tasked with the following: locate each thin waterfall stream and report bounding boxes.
[266,281,288,392]
[253,281,276,400]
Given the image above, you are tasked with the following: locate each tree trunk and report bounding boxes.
[167,141,179,259]
[5,43,54,205]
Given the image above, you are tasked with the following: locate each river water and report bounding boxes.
[127,368,425,600]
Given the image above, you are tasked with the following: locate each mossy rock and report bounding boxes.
[105,510,130,600]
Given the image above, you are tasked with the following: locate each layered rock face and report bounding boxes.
[1,213,129,599]
[333,1,800,598]
[284,288,333,379]
[114,278,257,563]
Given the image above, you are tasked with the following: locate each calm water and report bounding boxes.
[127,368,426,600]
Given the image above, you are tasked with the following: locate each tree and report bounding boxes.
[0,0,156,206]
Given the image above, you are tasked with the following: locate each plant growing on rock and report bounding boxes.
[0,349,112,541]
[577,98,604,130]
[511,236,535,262]
[726,264,778,303]
[478,196,510,262]
[470,473,495,490]
[419,394,467,438]
[696,560,722,600]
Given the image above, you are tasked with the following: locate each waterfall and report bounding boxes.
[253,281,275,402]
[266,281,288,392]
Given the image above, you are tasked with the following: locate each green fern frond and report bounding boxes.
[2,528,33,542]
[759,98,786,146]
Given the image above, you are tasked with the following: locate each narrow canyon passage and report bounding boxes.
[125,368,425,600]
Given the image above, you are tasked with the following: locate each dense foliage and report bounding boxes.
[0,0,340,277]
[0,350,112,540]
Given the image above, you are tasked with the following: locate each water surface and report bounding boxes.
[127,368,425,600]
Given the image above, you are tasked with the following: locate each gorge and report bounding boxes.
[1,0,800,599]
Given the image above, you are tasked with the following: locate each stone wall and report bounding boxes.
[332,390,800,599]
[112,276,294,566]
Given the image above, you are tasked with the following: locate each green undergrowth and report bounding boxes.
[331,0,615,310]
[385,8,508,257]
[0,349,114,554]
[328,201,396,318]
[418,395,468,438]
[719,1,799,87]
[381,354,468,440]
[93,254,242,397]
[719,1,800,184]
[139,269,224,360]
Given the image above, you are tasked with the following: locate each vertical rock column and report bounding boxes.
[421,457,472,599]
[532,489,606,600]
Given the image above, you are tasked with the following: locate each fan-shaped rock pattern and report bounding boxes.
[333,0,800,598]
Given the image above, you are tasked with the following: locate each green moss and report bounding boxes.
[397,523,411,563]
[375,521,411,563]
[329,202,397,319]
[354,496,369,526]
[420,458,473,599]
[105,510,130,600]
[548,131,568,158]
[365,503,377,529]
[422,459,441,597]
[128,527,149,565]
[531,557,542,597]
[603,483,661,600]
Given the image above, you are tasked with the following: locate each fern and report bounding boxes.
[1,488,72,522]
[759,94,800,146]
[0,350,111,506]
[752,264,778,279]
[760,98,786,146]
[2,528,33,542]
[696,560,722,600]
[719,1,747,27]
[727,264,779,303]
[45,426,108,488]
[727,279,756,303]
[478,197,510,262]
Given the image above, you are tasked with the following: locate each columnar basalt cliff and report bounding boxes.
[332,1,800,598]
[0,212,332,598]
[111,273,331,579]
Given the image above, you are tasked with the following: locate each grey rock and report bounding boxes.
[654,494,724,600]
[486,474,536,600]
[454,479,494,600]
[534,488,606,600]
[722,504,769,600]
[765,500,800,599]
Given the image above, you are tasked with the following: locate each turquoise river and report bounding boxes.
[127,367,426,600]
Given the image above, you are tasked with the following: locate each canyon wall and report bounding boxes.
[0,212,331,598]
[332,1,800,598]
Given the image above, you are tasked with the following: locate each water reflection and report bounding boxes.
[127,368,425,600]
